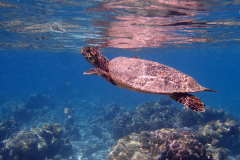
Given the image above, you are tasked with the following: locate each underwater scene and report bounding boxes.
[0,0,240,159]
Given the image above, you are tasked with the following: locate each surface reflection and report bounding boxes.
[88,0,240,49]
[0,0,239,51]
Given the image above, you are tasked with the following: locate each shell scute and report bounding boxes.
[109,57,205,94]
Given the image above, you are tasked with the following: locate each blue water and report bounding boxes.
[0,0,240,159]
[1,0,239,113]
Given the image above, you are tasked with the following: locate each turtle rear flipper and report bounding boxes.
[168,93,205,112]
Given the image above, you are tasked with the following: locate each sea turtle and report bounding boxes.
[81,47,218,112]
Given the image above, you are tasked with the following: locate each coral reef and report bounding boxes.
[147,129,206,160]
[179,109,205,127]
[0,93,239,160]
[201,108,227,122]
[197,120,239,145]
[205,139,231,160]
[179,107,232,127]
[109,101,240,160]
[136,101,157,119]
[94,103,126,123]
[81,139,107,158]
[197,119,240,158]
[236,155,240,160]
[106,134,153,160]
[0,120,19,142]
[149,104,179,130]
[0,100,25,121]
[0,130,48,160]
[0,123,72,160]
[91,124,103,138]
[0,93,54,123]
[107,128,207,160]
[112,101,180,140]
[113,112,133,140]
[102,103,126,121]
[41,123,72,159]
[64,115,81,141]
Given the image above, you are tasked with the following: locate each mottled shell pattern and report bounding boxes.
[109,57,207,94]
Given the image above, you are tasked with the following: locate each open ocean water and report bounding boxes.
[0,0,240,160]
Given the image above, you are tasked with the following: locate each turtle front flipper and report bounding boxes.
[168,93,205,112]
[84,68,117,85]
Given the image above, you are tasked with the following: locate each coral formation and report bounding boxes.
[236,155,240,160]
[179,109,205,127]
[197,120,239,145]
[106,134,153,160]
[0,130,48,160]
[102,103,126,121]
[0,93,54,123]
[0,120,19,141]
[109,101,239,160]
[0,123,72,160]
[94,103,126,123]
[205,139,231,160]
[91,124,103,138]
[0,100,25,121]
[201,108,227,122]
[113,112,133,140]
[112,101,180,140]
[64,115,81,141]
[136,101,157,119]
[41,123,72,158]
[107,128,206,160]
[197,120,240,158]
[179,107,232,127]
[1,93,239,160]
[81,139,107,157]
[149,104,179,130]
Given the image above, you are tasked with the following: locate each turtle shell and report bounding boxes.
[109,57,206,94]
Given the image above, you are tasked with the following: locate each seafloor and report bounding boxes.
[0,93,240,160]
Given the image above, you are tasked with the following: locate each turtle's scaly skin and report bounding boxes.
[81,47,218,112]
[81,47,109,72]
[169,93,205,112]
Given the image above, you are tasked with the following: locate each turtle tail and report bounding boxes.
[168,93,205,112]
[204,88,219,92]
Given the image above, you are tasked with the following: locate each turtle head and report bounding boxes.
[81,47,101,66]
[81,47,109,71]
